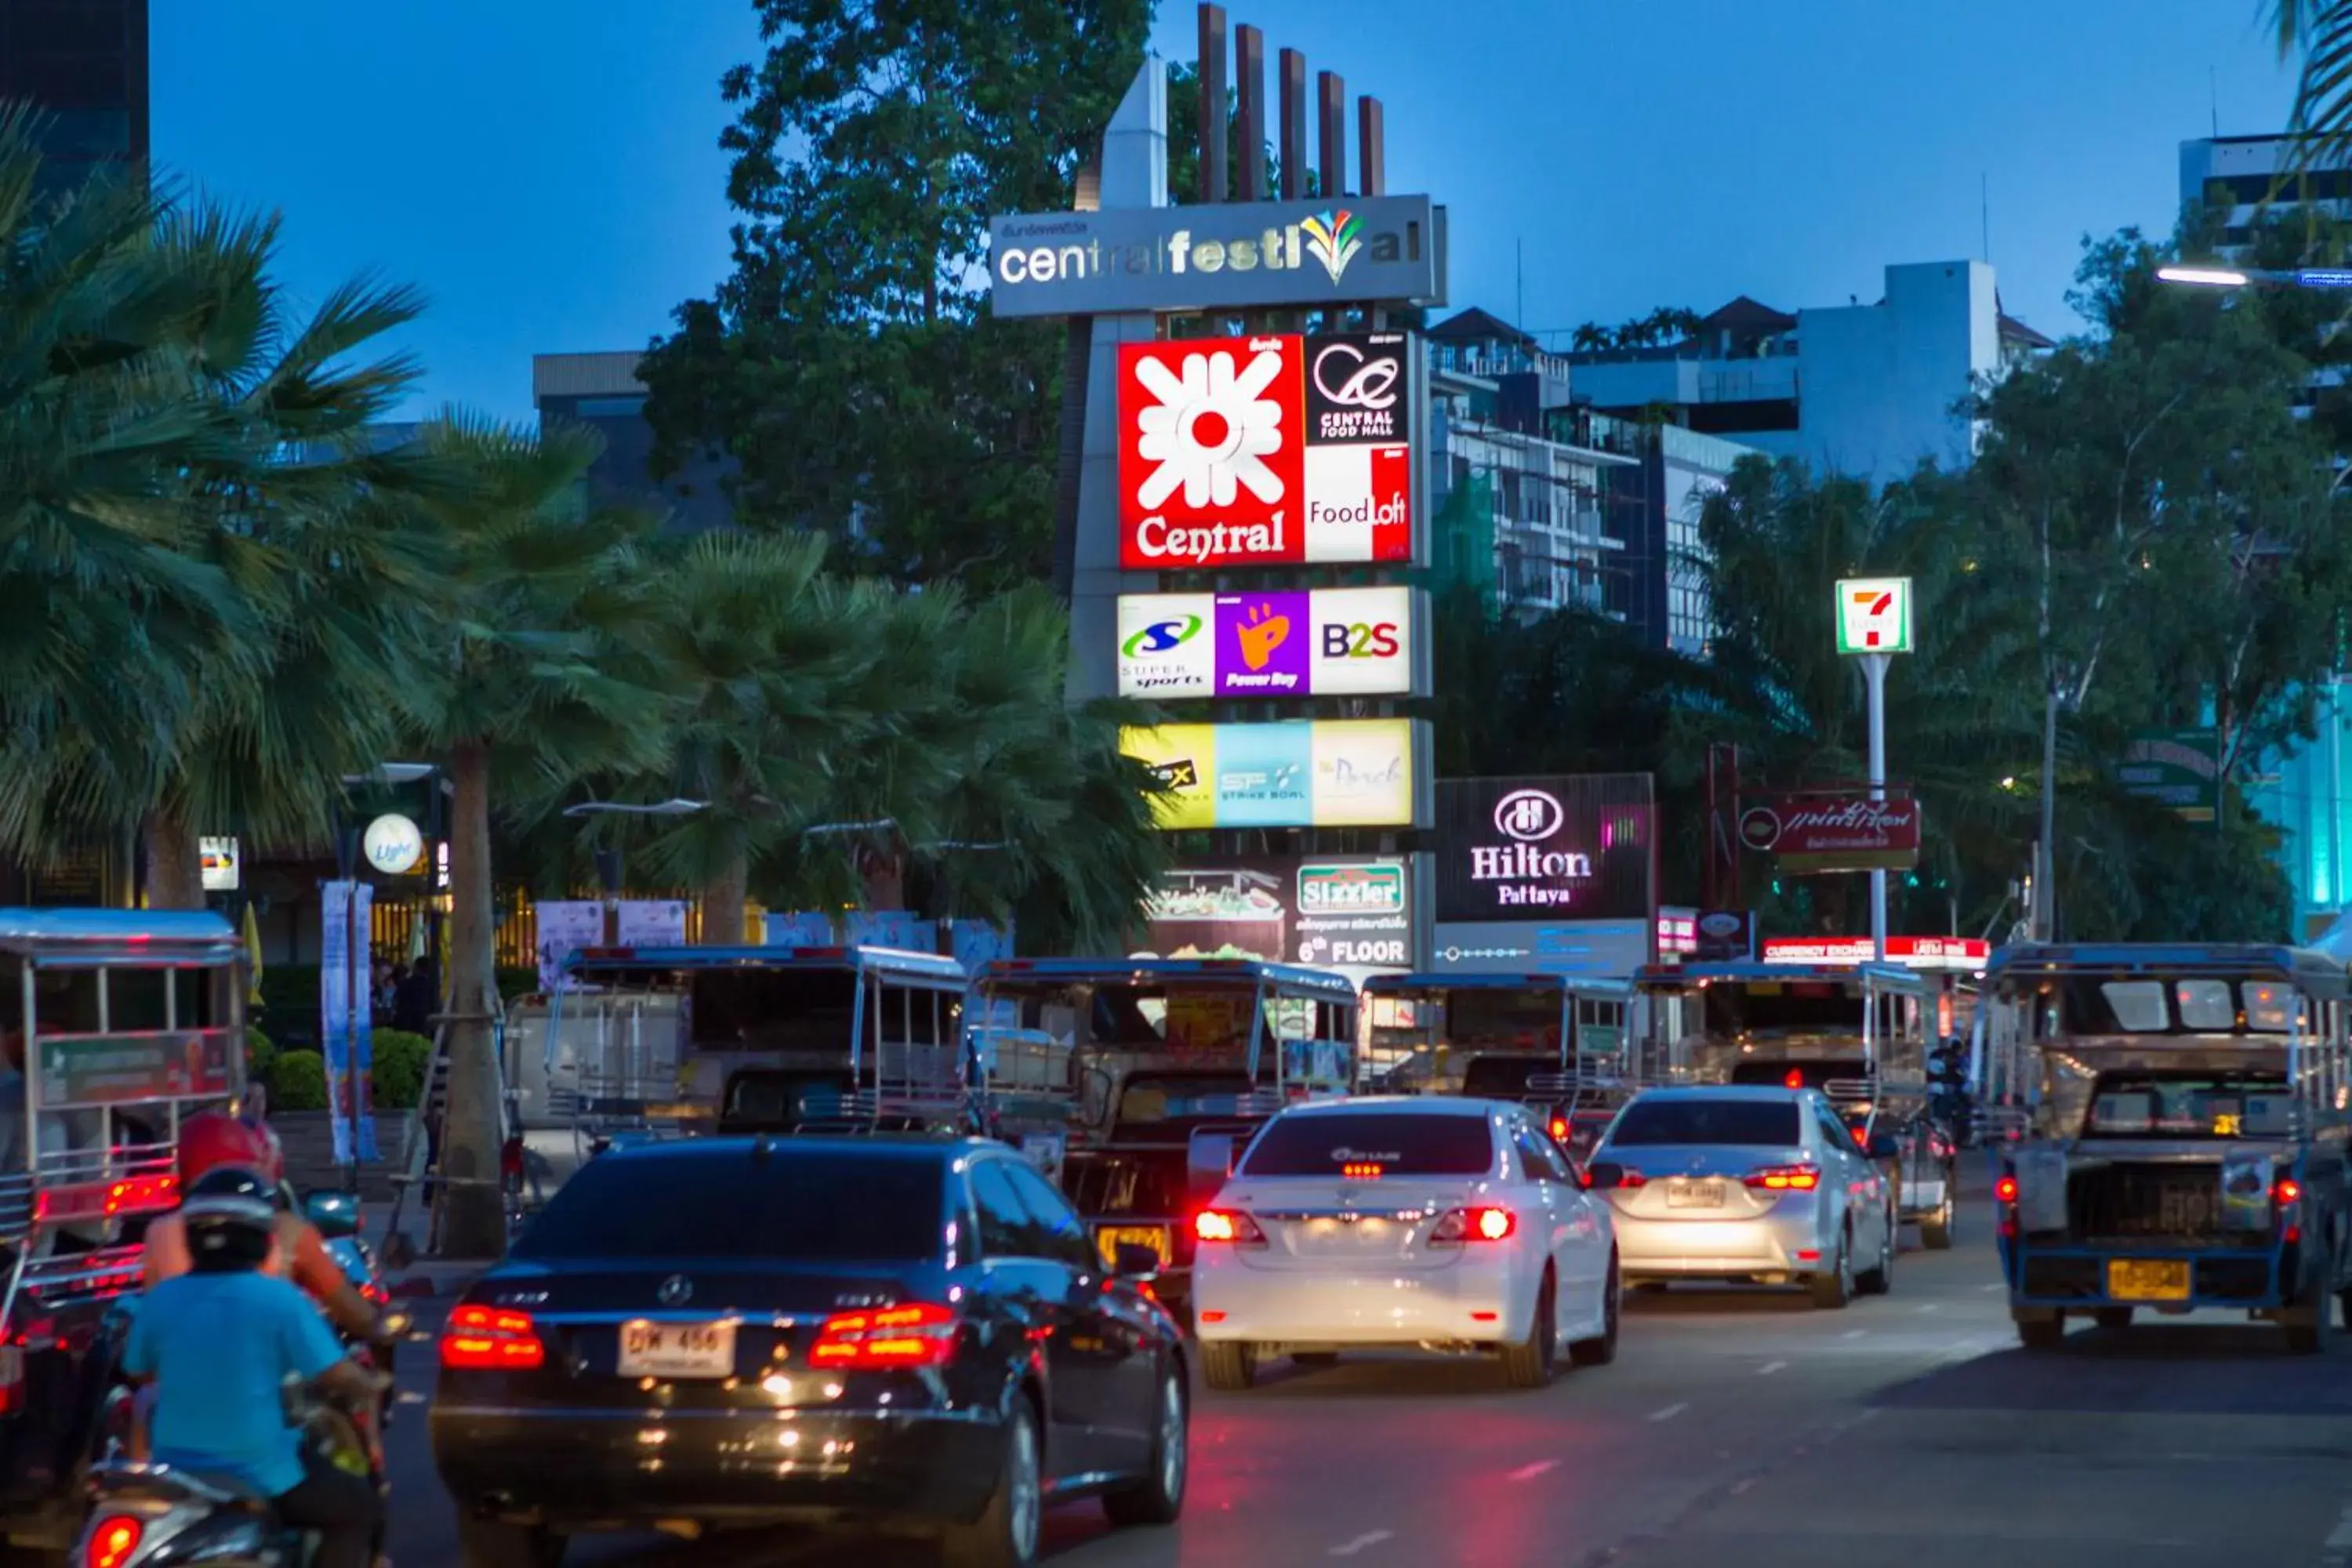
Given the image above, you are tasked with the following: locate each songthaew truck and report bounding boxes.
[1980,943,2352,1352]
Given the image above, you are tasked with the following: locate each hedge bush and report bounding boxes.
[245,1027,278,1083]
[371,1030,433,1110]
[267,1047,328,1112]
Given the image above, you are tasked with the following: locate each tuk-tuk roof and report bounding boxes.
[1362,971,1629,1001]
[975,956,1359,1004]
[1635,960,1932,996]
[1984,942,2352,998]
[562,944,968,984]
[0,908,244,965]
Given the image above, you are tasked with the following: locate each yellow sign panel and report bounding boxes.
[1119,720,1418,829]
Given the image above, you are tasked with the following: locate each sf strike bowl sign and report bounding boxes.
[1116,586,1417,699]
[1119,332,1414,569]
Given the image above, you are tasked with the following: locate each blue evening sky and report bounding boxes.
[154,2,2296,425]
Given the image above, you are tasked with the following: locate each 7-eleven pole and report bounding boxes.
[1836,579,1911,967]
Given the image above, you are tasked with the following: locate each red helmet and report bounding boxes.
[179,1111,277,1190]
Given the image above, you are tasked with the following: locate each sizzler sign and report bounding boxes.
[1118,332,1414,570]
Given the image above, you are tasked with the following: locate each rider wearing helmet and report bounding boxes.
[121,1167,384,1568]
[143,1110,386,1343]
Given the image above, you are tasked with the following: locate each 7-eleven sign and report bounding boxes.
[1835,577,1913,655]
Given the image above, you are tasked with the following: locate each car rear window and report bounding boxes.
[1240,1112,1494,1178]
[1607,1099,1802,1148]
[513,1149,944,1262]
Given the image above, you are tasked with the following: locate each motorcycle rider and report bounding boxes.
[120,1165,386,1568]
[143,1109,387,1341]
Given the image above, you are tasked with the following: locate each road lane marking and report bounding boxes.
[1506,1460,1558,1482]
[1915,1303,1940,1313]
[1331,1531,1394,1556]
[1648,1403,1689,1422]
[1840,1329,1866,1338]
[1980,1283,2005,1292]
[1757,1360,1787,1375]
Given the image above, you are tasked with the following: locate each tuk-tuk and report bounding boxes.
[550,945,974,1147]
[1980,942,2352,1353]
[966,957,1359,1314]
[0,909,249,1559]
[1361,972,1635,1161]
[1635,960,1953,1247]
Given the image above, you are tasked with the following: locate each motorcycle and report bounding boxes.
[74,1315,405,1568]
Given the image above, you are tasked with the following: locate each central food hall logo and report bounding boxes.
[1122,614,1203,659]
[1300,209,1363,284]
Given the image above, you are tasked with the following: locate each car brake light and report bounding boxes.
[1193,1209,1267,1247]
[1994,1174,2019,1203]
[439,1305,546,1371]
[1430,1207,1515,1243]
[1610,1167,1648,1189]
[1341,1162,1384,1180]
[86,1515,142,1568]
[810,1303,959,1370]
[2277,1178,2303,1206]
[1549,1117,1570,1142]
[1784,1069,1804,1090]
[1744,1165,1820,1192]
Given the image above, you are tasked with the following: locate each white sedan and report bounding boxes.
[1190,1097,1618,1389]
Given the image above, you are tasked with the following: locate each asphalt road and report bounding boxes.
[383,1200,2352,1568]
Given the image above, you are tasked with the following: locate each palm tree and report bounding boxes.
[2272,4,2352,169]
[408,416,669,1257]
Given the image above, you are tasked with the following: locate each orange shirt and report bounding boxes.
[142,1210,350,1305]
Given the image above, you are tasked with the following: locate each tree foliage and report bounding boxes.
[638,0,1150,590]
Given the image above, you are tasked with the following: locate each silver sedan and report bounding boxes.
[1586,1086,1896,1308]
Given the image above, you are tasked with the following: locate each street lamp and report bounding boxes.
[2156,263,2352,290]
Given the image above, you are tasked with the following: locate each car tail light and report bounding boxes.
[1784,1069,1804,1090]
[1994,1174,2019,1203]
[1193,1209,1267,1247]
[1341,1162,1384,1180]
[439,1305,546,1371]
[2276,1178,2304,1207]
[1430,1207,1516,1243]
[1604,1167,1648,1189]
[1744,1165,1820,1192]
[86,1516,142,1568]
[810,1303,959,1370]
[1549,1117,1570,1142]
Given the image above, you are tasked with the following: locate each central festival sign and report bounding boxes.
[1118,332,1414,568]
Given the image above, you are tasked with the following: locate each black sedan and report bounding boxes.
[430,1136,1189,1568]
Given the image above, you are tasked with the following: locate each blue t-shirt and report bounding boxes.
[122,1270,347,1496]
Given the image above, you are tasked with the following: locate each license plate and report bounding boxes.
[1097,1225,1168,1269]
[2107,1259,2191,1301]
[1668,1180,1726,1208]
[618,1319,736,1379]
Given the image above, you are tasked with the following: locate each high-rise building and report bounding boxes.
[1567,262,2052,488]
[0,0,148,192]
[2179,133,2352,256]
[532,352,734,532]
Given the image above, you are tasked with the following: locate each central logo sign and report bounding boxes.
[1119,332,1414,569]
[1116,587,1418,699]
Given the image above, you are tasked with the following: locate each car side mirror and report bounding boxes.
[1188,1130,1236,1201]
[302,1190,361,1240]
[1112,1241,1160,1279]
[1585,1160,1624,1191]
[1866,1132,1902,1160]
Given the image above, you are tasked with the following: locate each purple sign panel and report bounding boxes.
[1214,590,1311,696]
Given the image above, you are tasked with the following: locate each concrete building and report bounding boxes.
[0,0,148,194]
[1566,263,2053,488]
[532,351,733,532]
[2180,133,2352,255]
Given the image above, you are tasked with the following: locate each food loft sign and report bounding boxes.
[1118,332,1415,568]
[1738,795,1921,874]
[1120,720,1428,830]
[987,195,1442,318]
[1116,586,1423,699]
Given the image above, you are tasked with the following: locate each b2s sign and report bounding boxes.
[1118,332,1414,569]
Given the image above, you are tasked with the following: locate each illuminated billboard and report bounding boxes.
[1117,332,1416,569]
[1116,586,1424,699]
[1120,719,1430,830]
